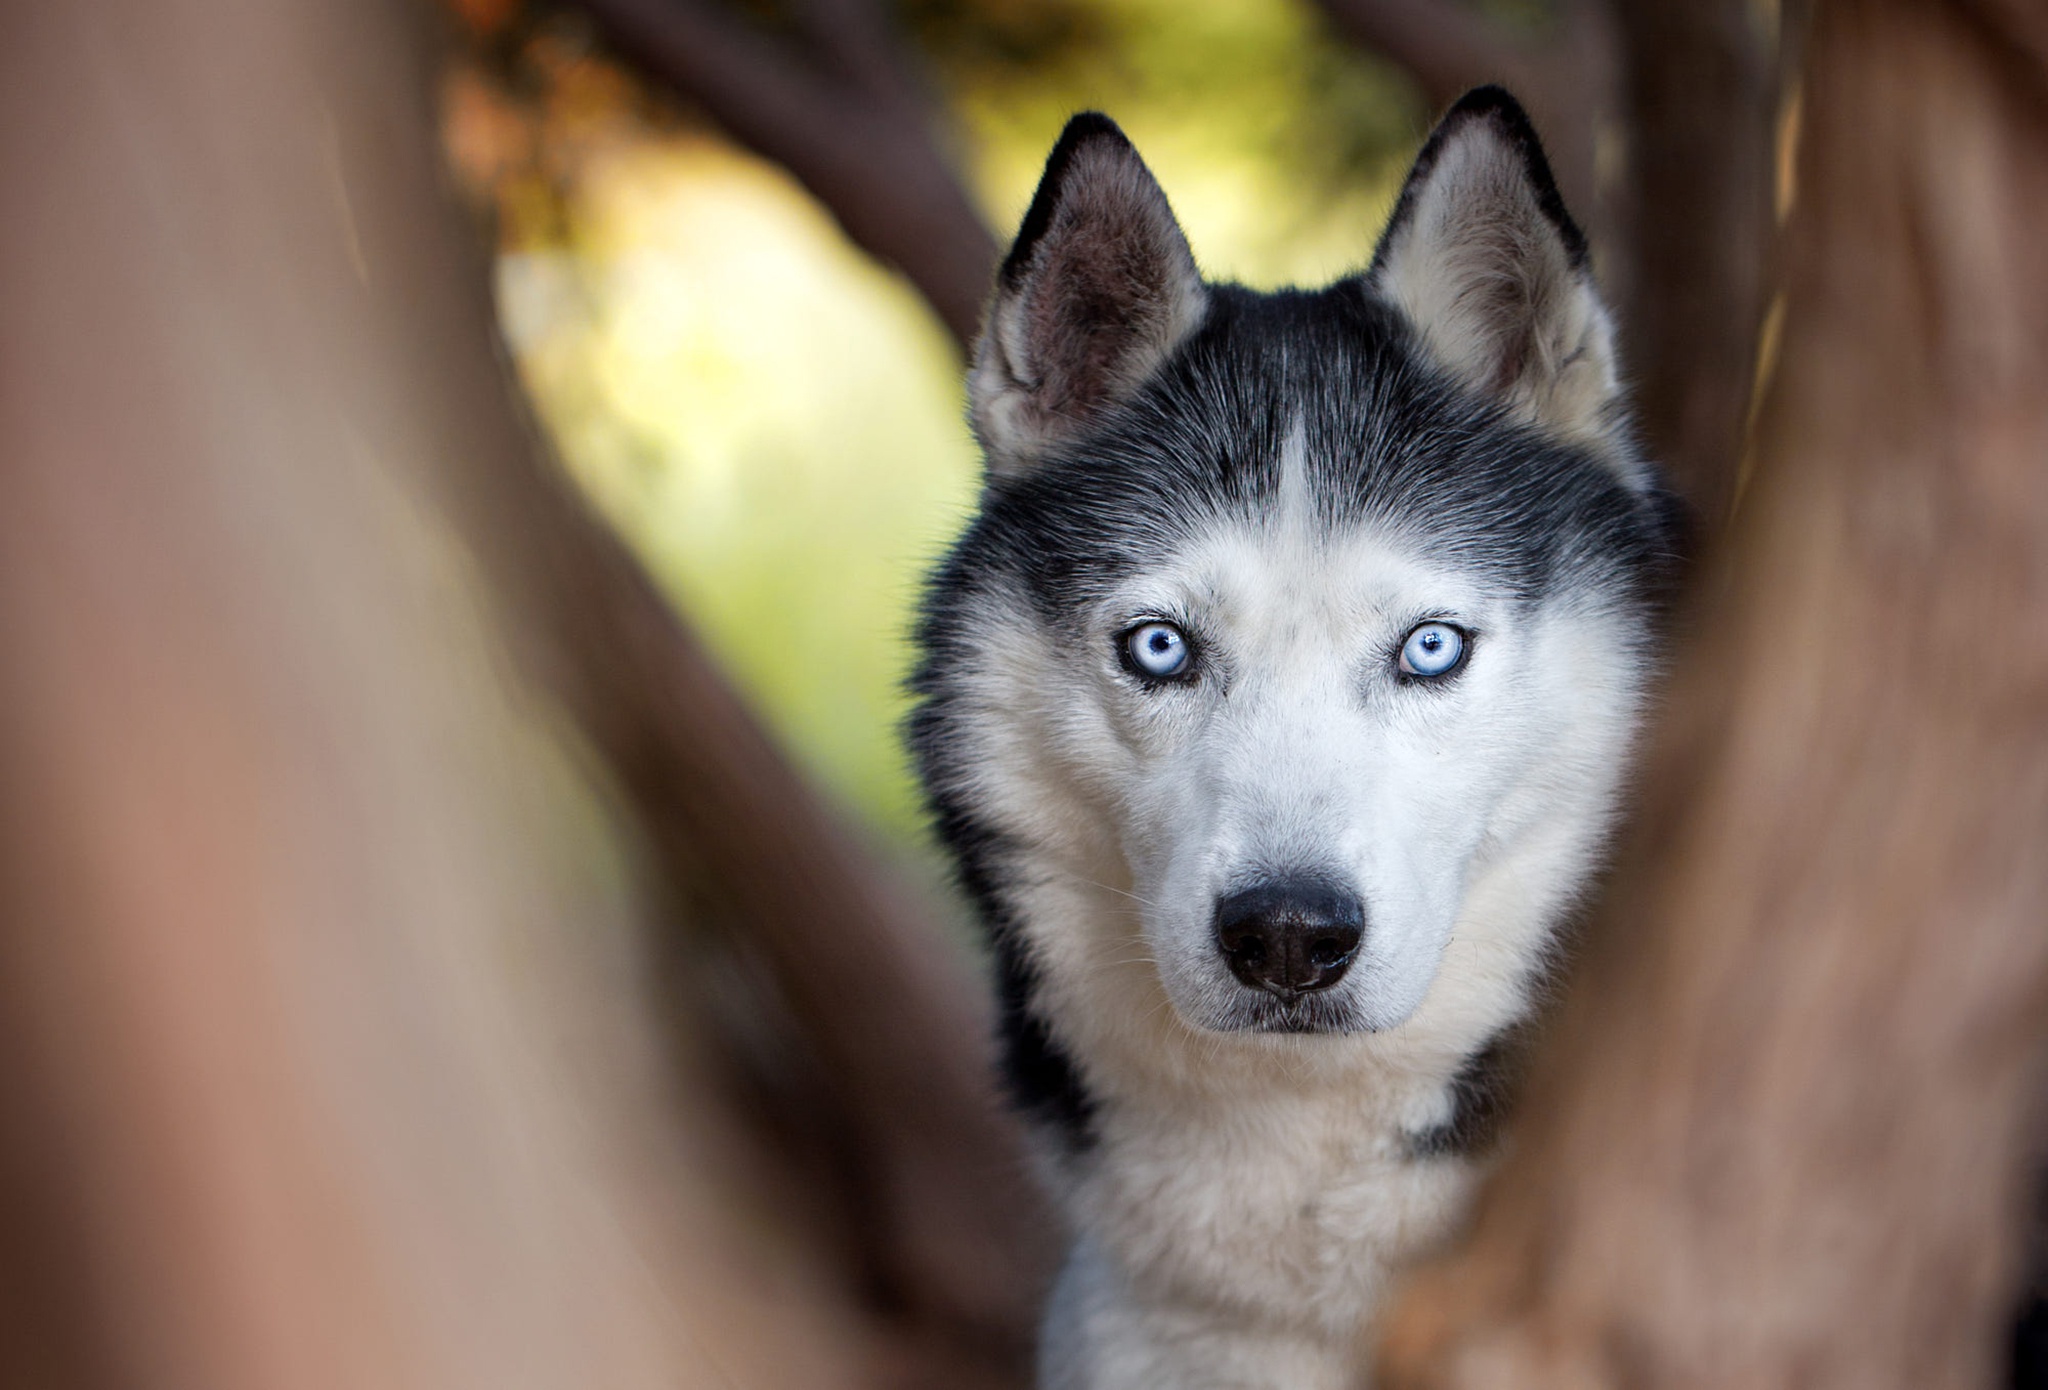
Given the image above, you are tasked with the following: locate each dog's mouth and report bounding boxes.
[1206,987,1364,1035]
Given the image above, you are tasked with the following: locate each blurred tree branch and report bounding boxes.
[0,1,889,1384]
[576,0,996,349]
[0,1,1055,1386]
[1608,1,1780,529]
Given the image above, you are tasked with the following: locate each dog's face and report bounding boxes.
[917,93,1674,1039]
[1082,494,1648,1035]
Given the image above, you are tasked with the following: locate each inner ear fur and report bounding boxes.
[970,113,1207,476]
[1371,87,1628,460]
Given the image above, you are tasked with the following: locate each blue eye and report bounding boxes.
[1398,622,1467,678]
[1125,621,1192,680]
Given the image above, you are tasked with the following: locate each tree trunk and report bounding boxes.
[1374,1,2048,1385]
[1611,0,1782,528]
[0,1,1048,1386]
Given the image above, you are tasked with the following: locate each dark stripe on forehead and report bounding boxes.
[963,281,1673,624]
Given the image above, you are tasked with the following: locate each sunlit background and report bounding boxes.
[441,0,1458,867]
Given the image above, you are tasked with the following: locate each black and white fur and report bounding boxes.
[911,89,1680,1389]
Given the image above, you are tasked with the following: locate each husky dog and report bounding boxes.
[910,88,1678,1389]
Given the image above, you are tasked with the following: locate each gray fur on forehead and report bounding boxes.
[955,280,1678,615]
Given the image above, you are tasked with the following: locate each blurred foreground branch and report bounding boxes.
[0,0,1050,1386]
[1608,1,1780,528]
[1374,0,2048,1384]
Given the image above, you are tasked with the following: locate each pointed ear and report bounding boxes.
[970,114,1207,476]
[1371,87,1625,455]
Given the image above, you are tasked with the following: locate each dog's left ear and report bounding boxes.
[1371,88,1623,455]
[970,113,1207,476]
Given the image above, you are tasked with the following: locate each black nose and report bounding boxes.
[1214,880,1364,999]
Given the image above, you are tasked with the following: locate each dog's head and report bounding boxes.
[917,90,1677,1039]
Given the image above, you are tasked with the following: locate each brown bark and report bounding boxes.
[1611,1,1781,528]
[575,0,998,350]
[1374,1,2048,1385]
[0,0,1051,1386]
[0,2,868,1386]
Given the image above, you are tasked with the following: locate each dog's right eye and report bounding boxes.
[1123,621,1193,681]
[1398,621,1468,679]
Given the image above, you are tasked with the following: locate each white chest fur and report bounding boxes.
[1083,1083,1479,1326]
[1039,1058,1485,1390]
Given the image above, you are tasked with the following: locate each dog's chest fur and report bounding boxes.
[1031,947,1501,1388]
[1074,1062,1480,1338]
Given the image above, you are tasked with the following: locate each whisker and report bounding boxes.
[1040,865,1166,912]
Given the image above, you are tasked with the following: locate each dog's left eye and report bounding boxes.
[1124,621,1192,680]
[1398,622,1467,678]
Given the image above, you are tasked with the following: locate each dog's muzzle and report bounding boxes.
[1214,878,1364,1000]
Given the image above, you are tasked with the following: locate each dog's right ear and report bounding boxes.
[970,114,1207,476]
[1370,87,1625,458]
